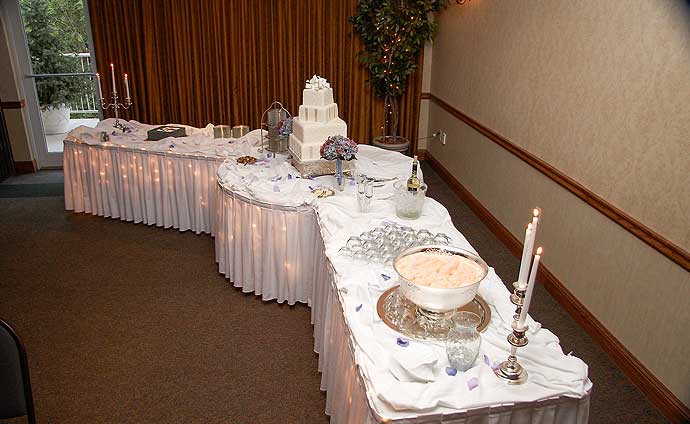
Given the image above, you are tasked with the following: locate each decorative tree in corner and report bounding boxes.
[351,0,447,146]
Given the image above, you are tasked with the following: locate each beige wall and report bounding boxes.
[425,0,690,408]
[417,42,433,150]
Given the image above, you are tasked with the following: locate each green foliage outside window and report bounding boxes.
[20,0,91,110]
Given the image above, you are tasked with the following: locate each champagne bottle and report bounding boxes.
[407,155,421,192]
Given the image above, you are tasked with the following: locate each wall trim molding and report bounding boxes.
[422,149,690,423]
[420,92,689,272]
[13,160,37,174]
[0,99,26,109]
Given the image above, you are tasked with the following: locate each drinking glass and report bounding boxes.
[435,233,451,244]
[382,252,395,264]
[446,312,482,372]
[416,229,434,240]
[357,178,368,213]
[346,237,362,249]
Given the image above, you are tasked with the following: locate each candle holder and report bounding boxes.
[494,282,529,384]
[99,91,132,132]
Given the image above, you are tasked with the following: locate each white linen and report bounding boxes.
[63,119,267,234]
[64,119,591,422]
[213,184,320,305]
[215,144,592,422]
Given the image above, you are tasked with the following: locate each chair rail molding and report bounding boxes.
[422,149,690,424]
[420,92,690,272]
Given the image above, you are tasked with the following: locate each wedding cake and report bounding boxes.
[289,75,347,162]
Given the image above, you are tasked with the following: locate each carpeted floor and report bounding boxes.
[0,166,668,423]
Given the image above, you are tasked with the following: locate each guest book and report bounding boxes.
[147,126,186,141]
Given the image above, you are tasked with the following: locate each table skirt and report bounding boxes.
[213,184,322,305]
[63,139,221,234]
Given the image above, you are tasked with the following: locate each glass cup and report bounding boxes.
[367,249,383,263]
[434,233,452,245]
[346,237,362,249]
[446,311,482,372]
[403,233,418,246]
[416,229,434,240]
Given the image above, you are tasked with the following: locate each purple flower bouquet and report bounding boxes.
[320,135,358,161]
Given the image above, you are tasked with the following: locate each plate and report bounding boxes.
[376,285,491,341]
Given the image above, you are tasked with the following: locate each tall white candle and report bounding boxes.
[96,72,103,99]
[110,63,117,93]
[516,223,532,288]
[518,246,542,330]
[124,73,130,99]
[518,208,540,286]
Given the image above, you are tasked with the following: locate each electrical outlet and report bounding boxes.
[429,130,447,145]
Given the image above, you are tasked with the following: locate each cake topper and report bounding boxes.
[305,75,331,90]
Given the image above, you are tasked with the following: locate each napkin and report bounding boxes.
[389,343,438,382]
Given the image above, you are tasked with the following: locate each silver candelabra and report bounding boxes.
[99,91,132,132]
[494,281,529,384]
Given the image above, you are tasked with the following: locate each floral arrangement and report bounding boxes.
[276,117,293,137]
[320,135,358,161]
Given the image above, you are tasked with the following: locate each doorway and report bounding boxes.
[3,0,99,169]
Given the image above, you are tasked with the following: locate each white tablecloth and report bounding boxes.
[214,145,592,423]
[63,119,265,234]
[63,120,591,420]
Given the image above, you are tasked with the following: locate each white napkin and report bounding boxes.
[390,343,438,382]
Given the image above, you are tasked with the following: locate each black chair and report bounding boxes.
[0,319,36,424]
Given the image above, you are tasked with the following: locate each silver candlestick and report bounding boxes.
[494,281,529,384]
[99,91,132,132]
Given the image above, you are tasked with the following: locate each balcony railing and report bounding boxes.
[62,52,98,115]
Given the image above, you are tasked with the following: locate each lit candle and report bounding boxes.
[516,223,532,289]
[518,246,543,330]
[110,63,117,93]
[96,72,103,99]
[517,208,540,287]
[124,73,130,99]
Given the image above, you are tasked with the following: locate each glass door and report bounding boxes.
[5,0,99,168]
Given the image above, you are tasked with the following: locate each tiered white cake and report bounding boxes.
[289,75,347,162]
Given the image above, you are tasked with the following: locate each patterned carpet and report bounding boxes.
[0,166,668,423]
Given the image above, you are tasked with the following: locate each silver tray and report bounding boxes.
[376,285,491,341]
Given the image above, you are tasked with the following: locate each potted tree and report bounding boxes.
[21,0,89,134]
[351,0,447,153]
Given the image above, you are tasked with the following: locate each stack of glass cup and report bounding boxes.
[338,222,452,264]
